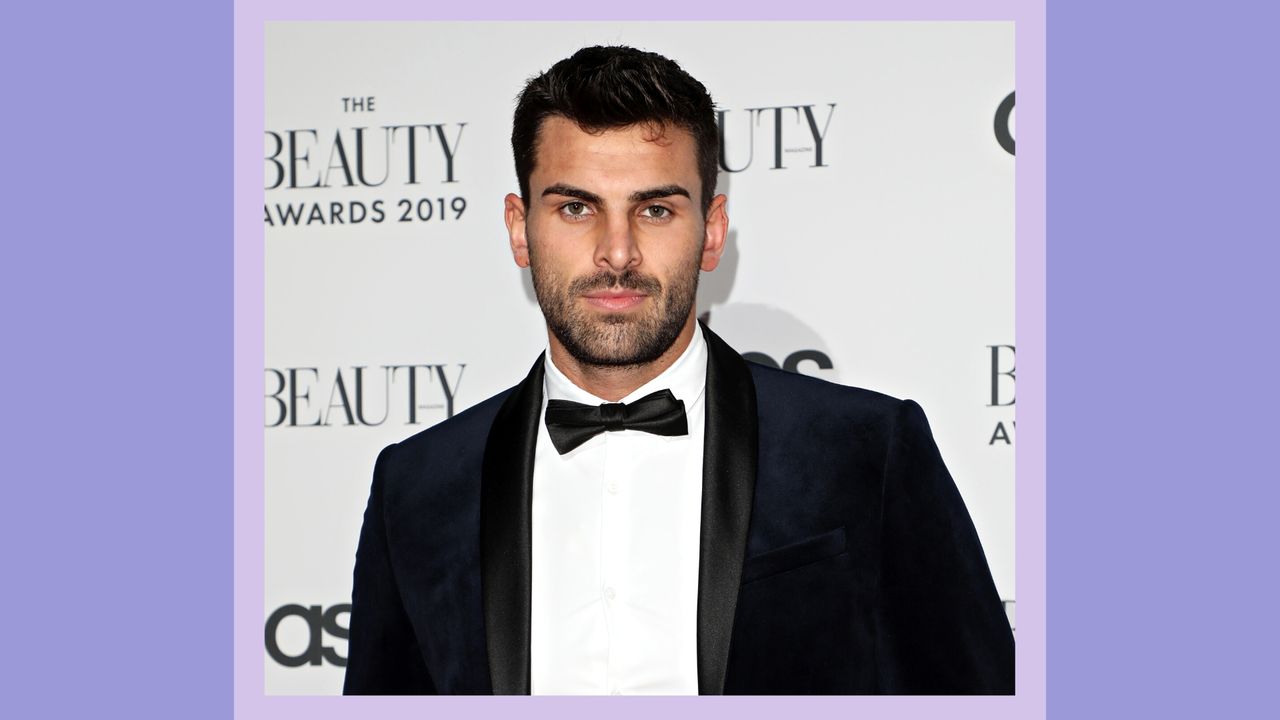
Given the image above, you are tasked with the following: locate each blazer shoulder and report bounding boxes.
[747,360,907,427]
[375,385,515,482]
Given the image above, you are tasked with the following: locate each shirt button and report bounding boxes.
[607,482,618,495]
[603,587,616,601]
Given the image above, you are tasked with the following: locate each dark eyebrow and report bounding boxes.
[629,185,690,203]
[541,184,603,205]
[540,183,691,206]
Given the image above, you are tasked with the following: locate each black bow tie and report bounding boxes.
[544,389,689,455]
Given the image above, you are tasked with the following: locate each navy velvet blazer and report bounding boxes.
[344,325,1014,695]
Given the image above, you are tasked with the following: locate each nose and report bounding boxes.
[594,214,641,273]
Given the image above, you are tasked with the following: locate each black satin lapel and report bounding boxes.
[480,355,544,695]
[696,323,759,695]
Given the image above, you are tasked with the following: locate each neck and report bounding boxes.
[547,316,697,403]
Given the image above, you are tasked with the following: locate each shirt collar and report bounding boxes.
[543,324,708,407]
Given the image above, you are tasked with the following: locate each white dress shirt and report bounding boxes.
[530,327,707,695]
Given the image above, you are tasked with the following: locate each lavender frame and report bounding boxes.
[234,2,1044,717]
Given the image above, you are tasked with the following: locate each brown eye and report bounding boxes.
[561,201,591,219]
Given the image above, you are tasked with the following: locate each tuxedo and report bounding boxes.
[343,325,1014,695]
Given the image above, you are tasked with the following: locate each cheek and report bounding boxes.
[537,247,611,289]
[530,244,578,283]
[528,240,588,294]
[658,232,708,275]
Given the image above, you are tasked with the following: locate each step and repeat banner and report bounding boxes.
[265,21,1014,694]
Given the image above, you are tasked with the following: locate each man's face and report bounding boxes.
[505,116,728,368]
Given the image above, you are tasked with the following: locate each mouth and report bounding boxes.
[581,290,649,311]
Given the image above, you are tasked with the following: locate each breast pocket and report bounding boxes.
[740,526,848,585]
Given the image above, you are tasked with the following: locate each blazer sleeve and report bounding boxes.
[874,400,1015,694]
[343,444,438,695]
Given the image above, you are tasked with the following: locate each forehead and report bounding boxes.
[530,116,699,193]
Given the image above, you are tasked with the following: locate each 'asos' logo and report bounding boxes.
[265,604,350,667]
[995,91,1015,156]
[742,350,833,375]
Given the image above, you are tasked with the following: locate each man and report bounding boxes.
[344,45,1014,695]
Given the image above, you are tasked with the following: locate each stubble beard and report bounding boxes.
[528,238,701,369]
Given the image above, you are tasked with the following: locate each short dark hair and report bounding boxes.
[512,45,719,214]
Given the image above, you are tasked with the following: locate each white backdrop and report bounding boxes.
[264,21,1014,694]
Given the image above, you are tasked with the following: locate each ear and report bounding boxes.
[504,193,530,268]
[700,193,729,272]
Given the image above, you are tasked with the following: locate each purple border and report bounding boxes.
[1047,2,1280,718]
[236,2,1044,718]
[5,1,231,719]
[9,1,1271,718]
